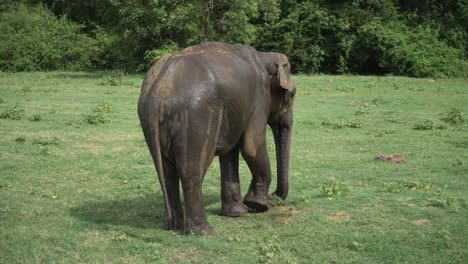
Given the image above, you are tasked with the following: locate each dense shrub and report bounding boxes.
[350,20,467,78]
[0,1,466,77]
[0,4,97,71]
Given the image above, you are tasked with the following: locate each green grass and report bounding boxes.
[1,72,467,263]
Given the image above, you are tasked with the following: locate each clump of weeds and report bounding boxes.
[371,97,387,105]
[321,119,363,129]
[354,106,370,116]
[414,119,436,130]
[430,185,455,208]
[0,105,25,120]
[385,181,434,193]
[83,112,111,124]
[93,101,115,114]
[40,148,54,156]
[29,114,43,122]
[259,237,282,263]
[371,129,395,137]
[15,136,27,144]
[98,70,125,86]
[32,136,60,146]
[82,101,115,124]
[441,108,464,125]
[320,179,348,197]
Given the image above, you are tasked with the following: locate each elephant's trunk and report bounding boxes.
[273,124,291,200]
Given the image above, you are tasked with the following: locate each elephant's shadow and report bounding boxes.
[70,193,220,230]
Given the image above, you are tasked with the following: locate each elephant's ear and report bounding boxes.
[277,63,289,90]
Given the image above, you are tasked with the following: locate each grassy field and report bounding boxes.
[0,71,467,263]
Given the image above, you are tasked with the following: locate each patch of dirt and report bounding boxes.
[271,206,301,225]
[374,154,406,164]
[327,211,350,221]
[413,219,430,225]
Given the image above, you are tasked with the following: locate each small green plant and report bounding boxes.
[259,238,282,263]
[350,241,365,251]
[367,82,376,89]
[29,114,43,122]
[21,86,32,92]
[414,119,435,130]
[0,97,4,104]
[347,120,363,128]
[112,232,129,242]
[320,179,348,197]
[83,112,111,124]
[453,158,464,166]
[98,70,125,86]
[93,101,115,114]
[431,185,455,207]
[435,123,447,130]
[40,148,54,155]
[1,181,12,188]
[321,120,363,129]
[371,97,387,105]
[441,108,464,125]
[15,136,27,144]
[336,85,355,93]
[0,105,25,120]
[372,129,395,137]
[386,181,434,193]
[354,107,370,115]
[33,137,60,146]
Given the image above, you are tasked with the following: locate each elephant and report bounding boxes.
[138,42,296,234]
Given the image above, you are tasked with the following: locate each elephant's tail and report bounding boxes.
[147,117,172,225]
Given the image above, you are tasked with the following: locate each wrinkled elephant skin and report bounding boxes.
[138,42,296,234]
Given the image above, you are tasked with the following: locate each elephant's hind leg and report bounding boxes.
[175,142,214,234]
[161,156,184,231]
[178,164,213,235]
[219,144,248,217]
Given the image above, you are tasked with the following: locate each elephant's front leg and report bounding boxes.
[241,130,272,212]
[219,144,248,217]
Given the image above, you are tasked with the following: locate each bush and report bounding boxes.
[29,114,43,122]
[320,179,348,197]
[83,112,110,125]
[92,101,115,114]
[414,119,436,130]
[0,105,25,120]
[351,20,467,78]
[0,4,98,71]
[32,136,60,146]
[98,71,124,86]
[143,41,179,70]
[442,108,464,125]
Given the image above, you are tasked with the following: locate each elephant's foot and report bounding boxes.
[186,223,213,235]
[164,215,185,231]
[220,203,248,217]
[243,190,269,212]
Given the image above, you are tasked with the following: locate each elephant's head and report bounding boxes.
[262,52,296,200]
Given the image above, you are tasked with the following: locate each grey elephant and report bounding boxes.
[138,42,296,234]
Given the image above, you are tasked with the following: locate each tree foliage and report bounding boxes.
[0,0,466,77]
[0,3,98,71]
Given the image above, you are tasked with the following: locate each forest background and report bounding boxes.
[0,0,467,78]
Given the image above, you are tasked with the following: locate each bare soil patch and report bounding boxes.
[374,154,406,164]
[413,219,430,225]
[271,206,301,225]
[327,211,350,221]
